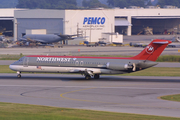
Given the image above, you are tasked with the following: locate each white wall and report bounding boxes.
[114,8,180,17]
[102,33,123,43]
[65,9,114,42]
[0,8,22,17]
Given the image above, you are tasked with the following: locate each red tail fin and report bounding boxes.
[131,39,172,61]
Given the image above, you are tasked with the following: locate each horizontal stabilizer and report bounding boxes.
[153,41,169,44]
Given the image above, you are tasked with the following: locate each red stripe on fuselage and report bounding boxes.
[26,55,137,60]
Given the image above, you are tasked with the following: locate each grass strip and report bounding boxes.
[0,65,16,73]
[161,94,180,102]
[121,67,180,77]
[0,102,179,120]
[0,54,24,60]
[157,55,180,62]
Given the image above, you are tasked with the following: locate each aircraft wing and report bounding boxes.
[68,68,100,76]
[73,37,87,41]
[58,34,76,40]
[28,39,46,43]
[58,34,85,40]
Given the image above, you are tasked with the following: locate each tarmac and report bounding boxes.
[0,74,180,118]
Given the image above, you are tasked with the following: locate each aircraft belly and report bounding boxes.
[10,65,126,74]
[9,65,101,73]
[30,66,70,72]
[100,69,125,74]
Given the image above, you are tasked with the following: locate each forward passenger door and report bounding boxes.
[23,57,29,67]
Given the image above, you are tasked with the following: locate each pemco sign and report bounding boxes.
[82,17,106,30]
[83,17,105,25]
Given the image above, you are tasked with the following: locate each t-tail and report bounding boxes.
[131,39,172,61]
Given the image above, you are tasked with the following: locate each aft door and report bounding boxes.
[23,57,29,67]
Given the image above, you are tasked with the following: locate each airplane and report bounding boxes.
[171,36,180,42]
[18,34,83,46]
[9,39,171,79]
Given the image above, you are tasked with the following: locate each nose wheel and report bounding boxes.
[17,74,21,78]
[17,71,21,78]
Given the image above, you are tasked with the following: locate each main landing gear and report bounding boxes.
[94,74,99,79]
[17,71,21,78]
[85,75,91,80]
[84,74,100,80]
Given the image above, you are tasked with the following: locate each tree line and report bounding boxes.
[16,0,77,9]
[0,0,17,8]
[107,0,180,8]
[158,0,180,8]
[15,0,180,9]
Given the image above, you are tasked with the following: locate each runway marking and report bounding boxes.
[0,85,180,110]
[60,87,119,104]
[59,86,180,110]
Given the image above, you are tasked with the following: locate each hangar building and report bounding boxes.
[11,7,180,43]
[0,8,22,37]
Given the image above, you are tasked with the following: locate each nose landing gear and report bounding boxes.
[17,74,21,78]
[17,71,21,78]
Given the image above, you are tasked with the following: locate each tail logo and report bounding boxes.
[146,45,154,54]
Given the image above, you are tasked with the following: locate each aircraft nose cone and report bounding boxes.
[9,65,16,71]
[9,65,13,70]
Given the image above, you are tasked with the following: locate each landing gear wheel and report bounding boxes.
[94,74,100,79]
[17,74,21,78]
[85,75,91,80]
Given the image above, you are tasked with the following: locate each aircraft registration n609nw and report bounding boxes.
[9,39,171,79]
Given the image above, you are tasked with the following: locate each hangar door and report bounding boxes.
[0,18,13,36]
[17,18,63,38]
[132,17,180,35]
[115,18,131,35]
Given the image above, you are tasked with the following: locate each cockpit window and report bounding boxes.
[18,57,25,61]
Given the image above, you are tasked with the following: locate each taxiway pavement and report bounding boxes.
[0,74,180,118]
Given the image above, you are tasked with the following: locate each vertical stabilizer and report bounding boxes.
[131,39,172,61]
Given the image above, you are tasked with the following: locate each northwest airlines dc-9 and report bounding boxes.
[9,39,171,79]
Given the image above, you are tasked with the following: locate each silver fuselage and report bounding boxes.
[20,34,62,44]
[9,55,158,74]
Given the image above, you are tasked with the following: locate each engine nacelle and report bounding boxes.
[106,62,133,71]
